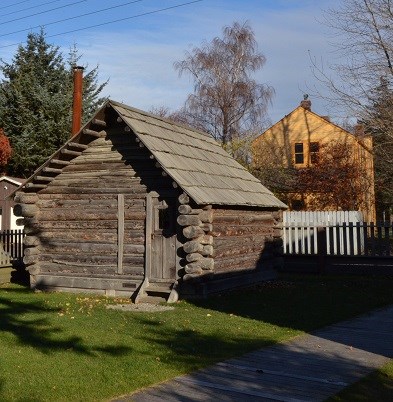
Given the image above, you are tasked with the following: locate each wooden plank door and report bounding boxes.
[148,196,177,281]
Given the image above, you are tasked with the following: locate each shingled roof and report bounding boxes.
[20,100,286,209]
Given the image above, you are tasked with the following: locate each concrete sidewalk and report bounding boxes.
[114,305,393,401]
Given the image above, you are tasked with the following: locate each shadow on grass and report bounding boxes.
[0,288,131,356]
[188,275,393,333]
[130,315,276,369]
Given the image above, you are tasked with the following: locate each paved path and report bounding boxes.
[114,305,393,401]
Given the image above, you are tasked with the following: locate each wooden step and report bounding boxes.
[136,295,168,304]
[146,281,173,294]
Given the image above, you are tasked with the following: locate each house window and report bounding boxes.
[310,142,319,164]
[294,143,304,164]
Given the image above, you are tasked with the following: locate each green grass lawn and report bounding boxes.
[1,274,393,401]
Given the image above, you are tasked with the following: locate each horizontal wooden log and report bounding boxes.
[201,245,214,256]
[13,204,38,217]
[185,258,214,272]
[183,240,203,254]
[212,224,274,237]
[177,214,202,227]
[36,231,144,245]
[71,153,124,163]
[24,236,41,247]
[183,225,205,239]
[16,218,25,227]
[184,265,203,275]
[61,149,82,157]
[27,264,40,275]
[24,252,144,267]
[199,210,213,223]
[200,223,213,232]
[36,242,145,254]
[24,247,40,256]
[178,193,190,205]
[91,118,107,127]
[40,186,148,195]
[198,235,213,245]
[183,271,212,281]
[50,159,71,166]
[35,210,145,221]
[25,183,47,190]
[23,256,37,266]
[178,205,203,215]
[43,167,62,174]
[68,142,88,150]
[214,253,264,273]
[213,213,275,224]
[182,273,196,281]
[47,176,144,187]
[14,192,39,204]
[38,201,144,213]
[214,237,266,255]
[185,253,204,263]
[25,219,144,231]
[38,192,145,201]
[38,262,144,276]
[34,176,54,182]
[83,128,105,137]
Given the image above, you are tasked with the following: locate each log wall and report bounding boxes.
[212,208,283,274]
[16,122,178,292]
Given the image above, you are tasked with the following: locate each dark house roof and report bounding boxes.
[19,100,287,209]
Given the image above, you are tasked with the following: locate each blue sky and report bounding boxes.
[0,0,343,125]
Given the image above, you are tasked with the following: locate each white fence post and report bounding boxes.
[283,210,364,256]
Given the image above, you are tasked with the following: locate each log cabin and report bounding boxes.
[14,100,287,302]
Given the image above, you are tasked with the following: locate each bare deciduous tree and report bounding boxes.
[312,0,393,219]
[174,21,274,146]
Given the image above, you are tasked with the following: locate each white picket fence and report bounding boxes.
[283,211,365,255]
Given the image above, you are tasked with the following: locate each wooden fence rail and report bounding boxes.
[283,222,393,257]
[0,230,25,267]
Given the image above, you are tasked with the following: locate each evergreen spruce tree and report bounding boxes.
[0,30,107,177]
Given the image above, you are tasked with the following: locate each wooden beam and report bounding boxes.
[117,194,125,275]
[92,118,107,127]
[43,167,62,174]
[178,193,190,205]
[50,159,70,166]
[83,128,104,137]
[25,183,47,189]
[68,142,88,150]
[61,149,82,157]
[34,176,54,182]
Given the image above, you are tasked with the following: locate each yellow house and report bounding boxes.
[252,98,376,222]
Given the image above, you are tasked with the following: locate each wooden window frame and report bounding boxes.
[294,143,304,165]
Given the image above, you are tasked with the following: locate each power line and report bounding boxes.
[0,0,144,38]
[0,1,32,11]
[48,0,204,38]
[0,0,87,25]
[0,0,63,19]
[0,0,204,49]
